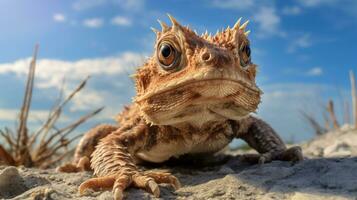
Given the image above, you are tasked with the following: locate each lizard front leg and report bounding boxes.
[232,116,303,164]
[57,124,119,173]
[79,122,180,200]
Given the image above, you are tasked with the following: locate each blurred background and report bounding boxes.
[0,0,356,146]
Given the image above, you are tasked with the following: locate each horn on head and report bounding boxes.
[157,19,169,32]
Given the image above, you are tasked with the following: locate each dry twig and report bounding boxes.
[350,70,357,128]
[302,70,357,135]
[327,100,340,130]
[300,111,326,135]
[0,45,102,168]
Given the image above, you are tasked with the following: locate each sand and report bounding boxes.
[1,127,357,200]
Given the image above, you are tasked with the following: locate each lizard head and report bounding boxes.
[133,15,262,127]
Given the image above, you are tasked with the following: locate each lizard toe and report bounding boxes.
[56,163,81,173]
[258,152,273,164]
[57,156,91,173]
[132,173,161,197]
[114,188,124,200]
[78,170,175,199]
[147,180,160,197]
[280,146,304,162]
[144,171,181,190]
[79,175,116,195]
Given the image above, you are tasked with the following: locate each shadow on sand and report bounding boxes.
[136,154,357,199]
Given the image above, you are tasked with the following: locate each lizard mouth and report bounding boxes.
[135,70,262,102]
[134,69,262,125]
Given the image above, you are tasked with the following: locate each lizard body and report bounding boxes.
[58,15,303,200]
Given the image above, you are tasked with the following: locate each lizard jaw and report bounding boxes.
[136,78,261,126]
[135,68,261,102]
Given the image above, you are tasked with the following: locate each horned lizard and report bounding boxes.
[58,15,303,200]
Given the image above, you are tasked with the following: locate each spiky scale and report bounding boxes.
[233,17,242,30]
[205,30,208,37]
[167,14,179,26]
[150,27,160,35]
[240,20,249,31]
[157,19,169,32]
[244,30,251,36]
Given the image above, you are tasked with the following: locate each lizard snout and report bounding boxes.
[200,48,232,68]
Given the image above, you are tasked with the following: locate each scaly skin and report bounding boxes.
[57,15,303,200]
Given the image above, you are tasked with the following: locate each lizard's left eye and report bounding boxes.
[157,42,181,71]
[239,44,251,68]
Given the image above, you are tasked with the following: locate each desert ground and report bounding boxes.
[1,125,357,200]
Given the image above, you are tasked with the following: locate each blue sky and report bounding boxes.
[0,0,356,145]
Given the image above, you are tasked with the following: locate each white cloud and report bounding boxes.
[210,1,285,38]
[282,66,323,77]
[258,83,333,141]
[0,108,70,122]
[0,52,144,112]
[118,0,145,11]
[73,0,107,10]
[111,16,132,26]
[211,0,254,10]
[67,82,134,118]
[0,52,142,88]
[53,13,66,23]
[253,7,285,38]
[282,6,302,15]
[73,0,144,11]
[70,89,106,112]
[297,0,357,18]
[261,84,328,104]
[298,0,337,7]
[288,33,312,53]
[83,18,104,28]
[306,67,323,76]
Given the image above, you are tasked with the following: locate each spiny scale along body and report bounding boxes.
[58,15,303,200]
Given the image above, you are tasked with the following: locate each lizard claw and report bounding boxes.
[258,156,267,164]
[79,175,116,195]
[144,171,181,190]
[147,180,160,197]
[171,176,181,190]
[114,188,124,200]
[259,146,304,164]
[281,146,304,162]
[241,146,304,164]
[258,152,273,164]
[78,170,180,199]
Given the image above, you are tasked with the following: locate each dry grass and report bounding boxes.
[0,45,103,168]
[302,70,357,135]
[351,70,357,128]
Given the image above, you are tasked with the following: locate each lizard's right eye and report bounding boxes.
[157,42,181,71]
[239,44,251,68]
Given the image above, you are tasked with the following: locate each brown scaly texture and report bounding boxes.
[57,14,303,200]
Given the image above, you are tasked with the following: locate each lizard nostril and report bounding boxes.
[201,52,211,62]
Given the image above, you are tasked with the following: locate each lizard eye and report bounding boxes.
[157,42,181,71]
[239,44,251,68]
